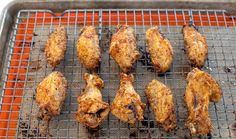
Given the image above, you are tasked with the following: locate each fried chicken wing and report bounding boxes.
[111,73,145,124]
[146,27,173,73]
[36,71,68,116]
[76,73,109,128]
[184,68,222,135]
[109,25,140,72]
[145,79,176,132]
[183,24,208,68]
[45,26,67,68]
[76,26,101,69]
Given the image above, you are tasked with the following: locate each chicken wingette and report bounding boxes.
[36,71,68,117]
[76,73,109,128]
[76,26,101,69]
[109,25,140,73]
[184,68,222,135]
[183,24,208,68]
[145,79,176,132]
[111,73,145,124]
[45,26,67,68]
[146,27,173,73]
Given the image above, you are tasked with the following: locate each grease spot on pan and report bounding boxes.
[141,116,155,128]
[223,66,232,73]
[129,131,137,138]
[29,60,42,72]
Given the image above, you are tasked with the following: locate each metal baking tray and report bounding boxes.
[0,0,236,138]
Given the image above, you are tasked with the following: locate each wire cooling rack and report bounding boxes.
[0,9,236,139]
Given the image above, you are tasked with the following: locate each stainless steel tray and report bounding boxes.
[0,1,236,139]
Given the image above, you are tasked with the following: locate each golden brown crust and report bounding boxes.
[184,68,222,135]
[145,79,176,132]
[111,73,145,124]
[76,26,101,69]
[76,73,109,128]
[183,24,208,68]
[45,26,67,68]
[36,71,68,116]
[109,25,140,73]
[146,27,173,73]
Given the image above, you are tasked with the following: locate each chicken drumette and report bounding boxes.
[36,71,68,117]
[145,79,176,131]
[109,25,140,73]
[184,68,222,135]
[146,27,173,73]
[76,26,101,69]
[76,73,109,128]
[45,26,67,68]
[111,73,145,124]
[183,24,208,68]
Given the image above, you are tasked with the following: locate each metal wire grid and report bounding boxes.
[0,9,236,138]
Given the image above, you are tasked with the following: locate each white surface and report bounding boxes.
[0,0,13,15]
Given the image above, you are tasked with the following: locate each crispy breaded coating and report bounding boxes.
[36,71,68,116]
[76,73,109,128]
[109,25,140,73]
[146,27,173,73]
[183,24,208,68]
[76,26,101,69]
[45,26,67,68]
[184,68,222,135]
[111,73,145,124]
[145,79,176,132]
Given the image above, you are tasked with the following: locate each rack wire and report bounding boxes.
[0,9,236,139]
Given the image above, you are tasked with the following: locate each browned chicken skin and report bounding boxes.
[145,79,176,132]
[183,24,208,68]
[109,25,140,73]
[184,68,222,135]
[76,26,101,69]
[45,26,67,68]
[36,71,68,116]
[76,73,109,128]
[111,73,145,124]
[146,27,173,73]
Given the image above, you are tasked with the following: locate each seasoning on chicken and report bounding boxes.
[184,68,222,135]
[183,24,208,68]
[111,73,145,124]
[36,71,68,117]
[76,73,109,128]
[76,26,101,69]
[145,79,176,131]
[45,26,67,68]
[109,25,140,73]
[182,24,208,68]
[146,27,173,73]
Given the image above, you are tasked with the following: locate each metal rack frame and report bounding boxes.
[0,9,236,139]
